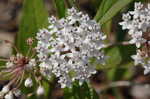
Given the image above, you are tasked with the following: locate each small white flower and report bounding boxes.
[6,62,14,68]
[24,77,33,87]
[0,91,4,97]
[26,59,36,69]
[134,2,143,10]
[4,91,14,99]
[2,85,10,94]
[122,13,131,21]
[143,61,150,75]
[144,66,150,75]
[131,51,144,65]
[130,2,143,19]
[13,89,21,97]
[129,33,146,48]
[16,54,23,59]
[29,59,36,67]
[36,86,45,95]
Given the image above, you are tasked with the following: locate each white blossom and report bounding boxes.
[13,89,21,97]
[2,85,10,94]
[26,59,36,69]
[24,77,33,87]
[143,61,150,75]
[4,91,14,99]
[36,7,106,88]
[0,91,4,97]
[119,2,150,47]
[6,62,14,68]
[36,86,45,95]
[120,2,150,75]
[131,50,144,65]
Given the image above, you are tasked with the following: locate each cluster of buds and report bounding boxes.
[0,38,45,98]
[36,7,106,88]
[119,2,150,74]
[0,86,21,99]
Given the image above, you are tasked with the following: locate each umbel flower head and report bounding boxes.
[119,2,150,74]
[36,7,106,88]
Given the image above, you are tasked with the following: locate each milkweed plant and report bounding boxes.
[0,0,150,99]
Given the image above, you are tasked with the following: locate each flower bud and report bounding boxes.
[26,38,34,46]
[2,85,9,93]
[36,86,44,95]
[13,89,21,97]
[24,78,33,87]
[0,91,4,97]
[4,91,14,99]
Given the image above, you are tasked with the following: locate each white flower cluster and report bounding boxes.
[119,2,150,74]
[36,8,106,88]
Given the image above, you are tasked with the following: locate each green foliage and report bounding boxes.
[99,0,134,25]
[16,0,48,55]
[64,81,99,99]
[95,0,134,25]
[94,0,118,21]
[0,61,5,66]
[93,0,137,85]
[105,47,122,68]
[54,0,66,18]
[65,0,76,8]
[104,45,135,79]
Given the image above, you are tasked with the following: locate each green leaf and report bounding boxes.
[105,45,135,81]
[120,62,134,79]
[64,81,99,99]
[65,0,76,8]
[105,47,122,68]
[96,46,122,70]
[54,0,66,18]
[94,0,105,21]
[94,0,118,40]
[118,45,136,64]
[94,0,117,21]
[91,0,102,11]
[91,89,99,99]
[0,61,5,66]
[102,0,118,14]
[99,0,134,25]
[16,0,48,55]
[64,88,74,99]
[81,82,92,99]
